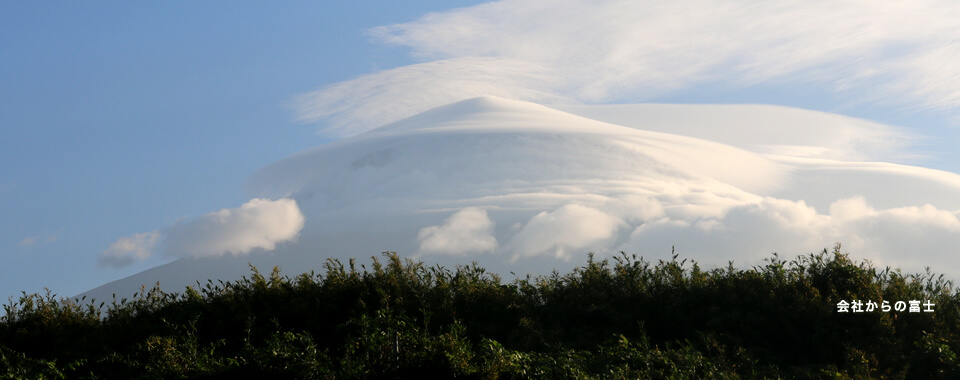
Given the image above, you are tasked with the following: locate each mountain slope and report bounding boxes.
[82,97,960,300]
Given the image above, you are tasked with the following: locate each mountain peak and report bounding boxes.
[370,96,600,134]
[83,100,960,303]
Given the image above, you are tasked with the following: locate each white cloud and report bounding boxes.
[829,196,877,221]
[19,237,38,247]
[417,207,497,256]
[258,97,960,271]
[99,231,160,268]
[555,103,922,163]
[19,235,59,248]
[86,98,960,299]
[507,204,624,260]
[294,58,572,137]
[602,194,665,223]
[99,198,305,267]
[621,195,960,271]
[298,0,960,136]
[163,198,305,258]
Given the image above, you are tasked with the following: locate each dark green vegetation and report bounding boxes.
[2,244,960,379]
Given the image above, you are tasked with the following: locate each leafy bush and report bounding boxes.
[2,243,958,378]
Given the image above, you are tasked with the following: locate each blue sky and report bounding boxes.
[4,1,960,300]
[0,1,487,298]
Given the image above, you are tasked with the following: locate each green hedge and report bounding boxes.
[2,244,958,379]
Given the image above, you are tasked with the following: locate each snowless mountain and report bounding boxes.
[82,96,960,300]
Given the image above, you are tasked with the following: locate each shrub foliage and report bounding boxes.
[2,244,959,379]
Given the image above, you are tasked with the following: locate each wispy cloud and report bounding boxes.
[99,198,305,268]
[19,235,59,248]
[294,57,572,137]
[100,232,160,267]
[19,237,38,247]
[297,0,960,136]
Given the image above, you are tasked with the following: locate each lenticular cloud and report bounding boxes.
[255,97,960,268]
[298,0,960,136]
[87,97,960,300]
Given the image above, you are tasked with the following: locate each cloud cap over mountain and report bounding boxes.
[297,0,960,136]
[87,97,960,300]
